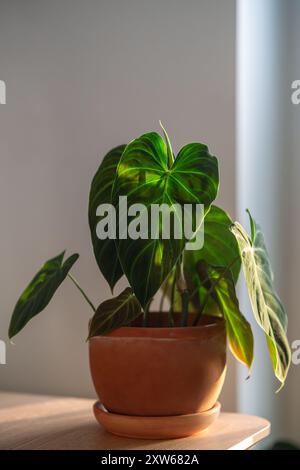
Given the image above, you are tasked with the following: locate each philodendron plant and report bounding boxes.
[8,124,291,389]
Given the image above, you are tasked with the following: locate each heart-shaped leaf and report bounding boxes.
[88,145,126,291]
[197,261,253,371]
[88,287,141,337]
[230,211,291,387]
[184,205,241,310]
[9,252,79,339]
[112,130,219,308]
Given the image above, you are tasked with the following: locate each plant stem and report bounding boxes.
[158,282,168,326]
[142,300,151,327]
[176,256,190,327]
[180,290,189,327]
[192,256,240,326]
[159,281,168,313]
[159,121,174,168]
[67,273,96,313]
[168,309,175,327]
[168,269,176,327]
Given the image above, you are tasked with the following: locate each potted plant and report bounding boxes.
[8,124,291,439]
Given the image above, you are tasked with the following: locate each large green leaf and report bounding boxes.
[88,287,141,337]
[197,261,253,371]
[193,205,241,282]
[9,252,79,339]
[162,205,240,313]
[89,145,126,291]
[183,205,241,310]
[230,211,291,387]
[112,130,219,308]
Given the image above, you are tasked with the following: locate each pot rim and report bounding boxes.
[89,315,225,340]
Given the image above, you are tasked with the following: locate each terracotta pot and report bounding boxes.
[89,313,226,417]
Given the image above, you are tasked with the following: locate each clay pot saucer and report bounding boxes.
[93,401,221,440]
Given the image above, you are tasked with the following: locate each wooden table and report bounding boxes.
[0,392,270,450]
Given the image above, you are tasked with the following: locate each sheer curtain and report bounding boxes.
[236,0,299,445]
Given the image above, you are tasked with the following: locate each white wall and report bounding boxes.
[0,0,237,404]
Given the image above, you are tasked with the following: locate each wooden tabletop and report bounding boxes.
[0,392,270,450]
